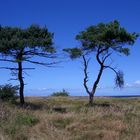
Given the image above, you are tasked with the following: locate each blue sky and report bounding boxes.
[0,0,140,96]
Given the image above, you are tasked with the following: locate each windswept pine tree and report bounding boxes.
[64,20,139,105]
[0,25,57,105]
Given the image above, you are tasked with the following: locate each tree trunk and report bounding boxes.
[90,65,104,105]
[18,61,25,105]
[89,94,94,106]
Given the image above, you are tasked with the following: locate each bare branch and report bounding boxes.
[0,67,18,70]
[102,52,112,63]
[96,48,103,65]
[104,65,118,74]
[0,67,35,70]
[98,47,109,54]
[82,55,91,95]
[96,47,111,66]
[24,60,60,67]
[23,51,57,58]
[8,78,18,81]
[0,59,16,63]
[22,68,35,70]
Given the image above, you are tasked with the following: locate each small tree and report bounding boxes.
[0,25,57,105]
[64,20,139,105]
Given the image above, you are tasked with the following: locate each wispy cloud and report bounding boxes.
[126,80,140,88]
[134,80,140,85]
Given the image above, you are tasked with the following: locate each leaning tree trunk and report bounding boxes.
[89,65,104,106]
[18,60,25,105]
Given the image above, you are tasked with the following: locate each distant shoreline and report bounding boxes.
[101,95,140,98]
[25,95,140,98]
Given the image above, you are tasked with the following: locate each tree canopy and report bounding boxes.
[64,20,138,57]
[0,24,55,61]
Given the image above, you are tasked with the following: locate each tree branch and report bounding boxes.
[8,78,18,81]
[104,65,118,75]
[0,59,16,63]
[96,48,103,65]
[98,47,109,54]
[82,55,91,95]
[102,52,112,63]
[104,65,124,88]
[96,47,112,66]
[24,60,60,67]
[23,51,57,58]
[0,67,35,70]
[0,67,18,70]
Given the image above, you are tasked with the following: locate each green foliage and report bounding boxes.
[115,70,124,88]
[51,89,69,97]
[65,20,139,58]
[0,84,18,101]
[0,24,55,54]
[76,20,138,50]
[63,48,82,59]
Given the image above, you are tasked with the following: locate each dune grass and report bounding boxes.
[0,96,140,140]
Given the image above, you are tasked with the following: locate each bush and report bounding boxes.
[51,89,69,97]
[15,113,39,126]
[0,84,19,101]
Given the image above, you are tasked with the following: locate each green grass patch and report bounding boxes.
[51,117,73,129]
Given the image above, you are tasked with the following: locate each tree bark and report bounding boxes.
[89,65,104,106]
[92,66,103,93]
[18,61,24,105]
[82,55,91,94]
[17,49,25,105]
[89,94,94,106]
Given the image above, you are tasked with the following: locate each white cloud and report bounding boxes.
[125,80,140,88]
[134,80,140,85]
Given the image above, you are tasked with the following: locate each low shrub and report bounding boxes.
[0,84,19,101]
[51,89,69,97]
[15,113,39,126]
[4,112,39,138]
